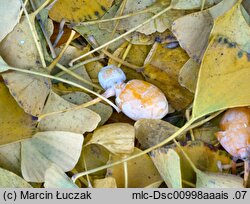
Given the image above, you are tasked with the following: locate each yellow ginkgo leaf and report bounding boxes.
[117,0,189,35]
[44,164,78,188]
[134,119,182,149]
[107,148,162,188]
[173,141,232,186]
[0,17,42,69]
[143,43,193,110]
[0,143,21,176]
[178,58,200,93]
[0,82,35,145]
[2,70,51,116]
[49,0,114,23]
[150,148,182,188]
[93,177,117,188]
[212,0,250,52]
[21,131,83,182]
[0,167,32,188]
[172,0,237,62]
[76,144,110,177]
[62,92,113,126]
[192,36,250,119]
[86,123,135,154]
[38,91,101,134]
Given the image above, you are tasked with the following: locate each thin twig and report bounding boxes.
[88,36,142,70]
[71,119,194,182]
[48,30,76,71]
[74,6,156,26]
[56,55,105,77]
[4,66,119,112]
[20,0,49,68]
[56,63,102,90]
[28,0,56,58]
[69,5,172,66]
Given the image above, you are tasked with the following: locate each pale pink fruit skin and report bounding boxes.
[115,80,168,121]
[215,107,250,160]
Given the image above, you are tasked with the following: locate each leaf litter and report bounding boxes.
[0,0,250,188]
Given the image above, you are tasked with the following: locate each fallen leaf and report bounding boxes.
[0,143,21,176]
[193,115,221,145]
[196,169,244,188]
[38,91,101,134]
[178,58,200,93]
[107,148,162,188]
[76,144,110,177]
[93,177,117,188]
[49,0,114,23]
[0,0,21,40]
[174,141,232,186]
[134,119,182,149]
[172,0,237,62]
[143,43,193,110]
[44,164,78,188]
[108,42,149,81]
[74,23,125,53]
[192,36,250,119]
[212,0,250,52]
[2,70,51,116]
[62,92,113,126]
[144,181,163,188]
[0,167,32,188]
[0,82,35,145]
[86,123,135,154]
[21,131,83,182]
[117,0,189,35]
[170,0,221,10]
[150,148,182,188]
[0,17,42,69]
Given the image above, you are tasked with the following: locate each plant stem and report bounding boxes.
[69,5,172,66]
[56,55,105,77]
[187,110,224,130]
[5,66,119,112]
[48,30,76,71]
[74,7,155,26]
[71,118,194,182]
[173,139,198,173]
[87,36,142,70]
[56,63,102,90]
[20,0,47,68]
